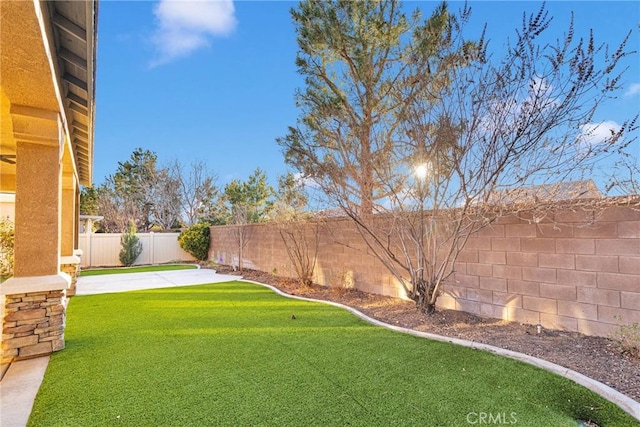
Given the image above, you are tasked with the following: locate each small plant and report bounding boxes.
[611,319,640,359]
[327,269,355,296]
[119,221,143,266]
[330,269,355,290]
[0,217,15,281]
[178,222,210,261]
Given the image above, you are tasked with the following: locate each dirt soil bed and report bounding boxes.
[215,266,640,403]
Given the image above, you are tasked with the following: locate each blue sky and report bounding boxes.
[94,1,640,188]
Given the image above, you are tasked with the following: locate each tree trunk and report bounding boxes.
[413,278,438,315]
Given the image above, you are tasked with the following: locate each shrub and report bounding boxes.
[119,221,142,266]
[0,217,14,281]
[611,321,640,359]
[178,223,210,261]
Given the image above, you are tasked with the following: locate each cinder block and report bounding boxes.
[466,288,493,303]
[538,253,575,270]
[507,279,540,296]
[540,283,577,301]
[445,285,467,299]
[557,301,598,321]
[621,292,640,310]
[575,255,618,273]
[577,319,618,337]
[479,251,506,265]
[535,223,574,238]
[596,239,640,256]
[492,265,522,280]
[598,206,640,222]
[466,263,492,277]
[506,252,538,267]
[619,257,640,274]
[453,274,479,288]
[436,294,457,310]
[505,224,536,237]
[577,287,620,307]
[480,303,503,319]
[457,250,479,263]
[540,313,578,332]
[597,272,640,292]
[555,238,595,255]
[508,308,540,325]
[492,291,522,307]
[453,262,467,275]
[522,267,556,283]
[456,299,481,315]
[507,252,538,267]
[464,238,492,251]
[494,216,523,225]
[479,277,507,292]
[598,305,640,325]
[573,222,617,238]
[554,209,595,223]
[491,238,521,252]
[618,221,640,238]
[474,224,505,238]
[522,296,558,314]
[521,238,555,253]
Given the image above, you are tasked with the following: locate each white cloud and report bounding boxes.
[625,83,640,97]
[579,120,621,145]
[150,0,237,66]
[293,172,320,189]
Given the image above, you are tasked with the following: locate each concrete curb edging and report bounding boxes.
[242,279,640,421]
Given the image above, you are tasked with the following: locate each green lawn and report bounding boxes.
[80,264,197,276]
[29,281,637,426]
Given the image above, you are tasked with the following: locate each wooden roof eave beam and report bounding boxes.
[59,47,87,72]
[52,13,86,43]
[68,102,88,115]
[63,73,88,92]
[67,92,88,109]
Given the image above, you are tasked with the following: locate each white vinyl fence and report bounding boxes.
[78,232,196,268]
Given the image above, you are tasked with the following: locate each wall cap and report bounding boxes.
[0,273,71,295]
[59,255,80,265]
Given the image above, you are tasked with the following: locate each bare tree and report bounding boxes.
[170,159,219,227]
[224,169,275,272]
[273,173,319,287]
[95,183,128,233]
[151,168,182,230]
[281,1,638,313]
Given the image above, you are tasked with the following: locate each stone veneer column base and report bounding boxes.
[0,273,70,380]
[60,255,81,297]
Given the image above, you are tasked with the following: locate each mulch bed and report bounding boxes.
[214,266,640,403]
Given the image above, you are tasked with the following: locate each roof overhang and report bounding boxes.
[0,0,98,190]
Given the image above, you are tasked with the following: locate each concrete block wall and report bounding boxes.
[209,205,640,337]
[444,206,640,337]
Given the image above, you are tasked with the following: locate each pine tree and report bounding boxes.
[119,221,143,266]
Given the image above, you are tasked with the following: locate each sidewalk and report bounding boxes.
[76,268,240,295]
[0,269,241,427]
